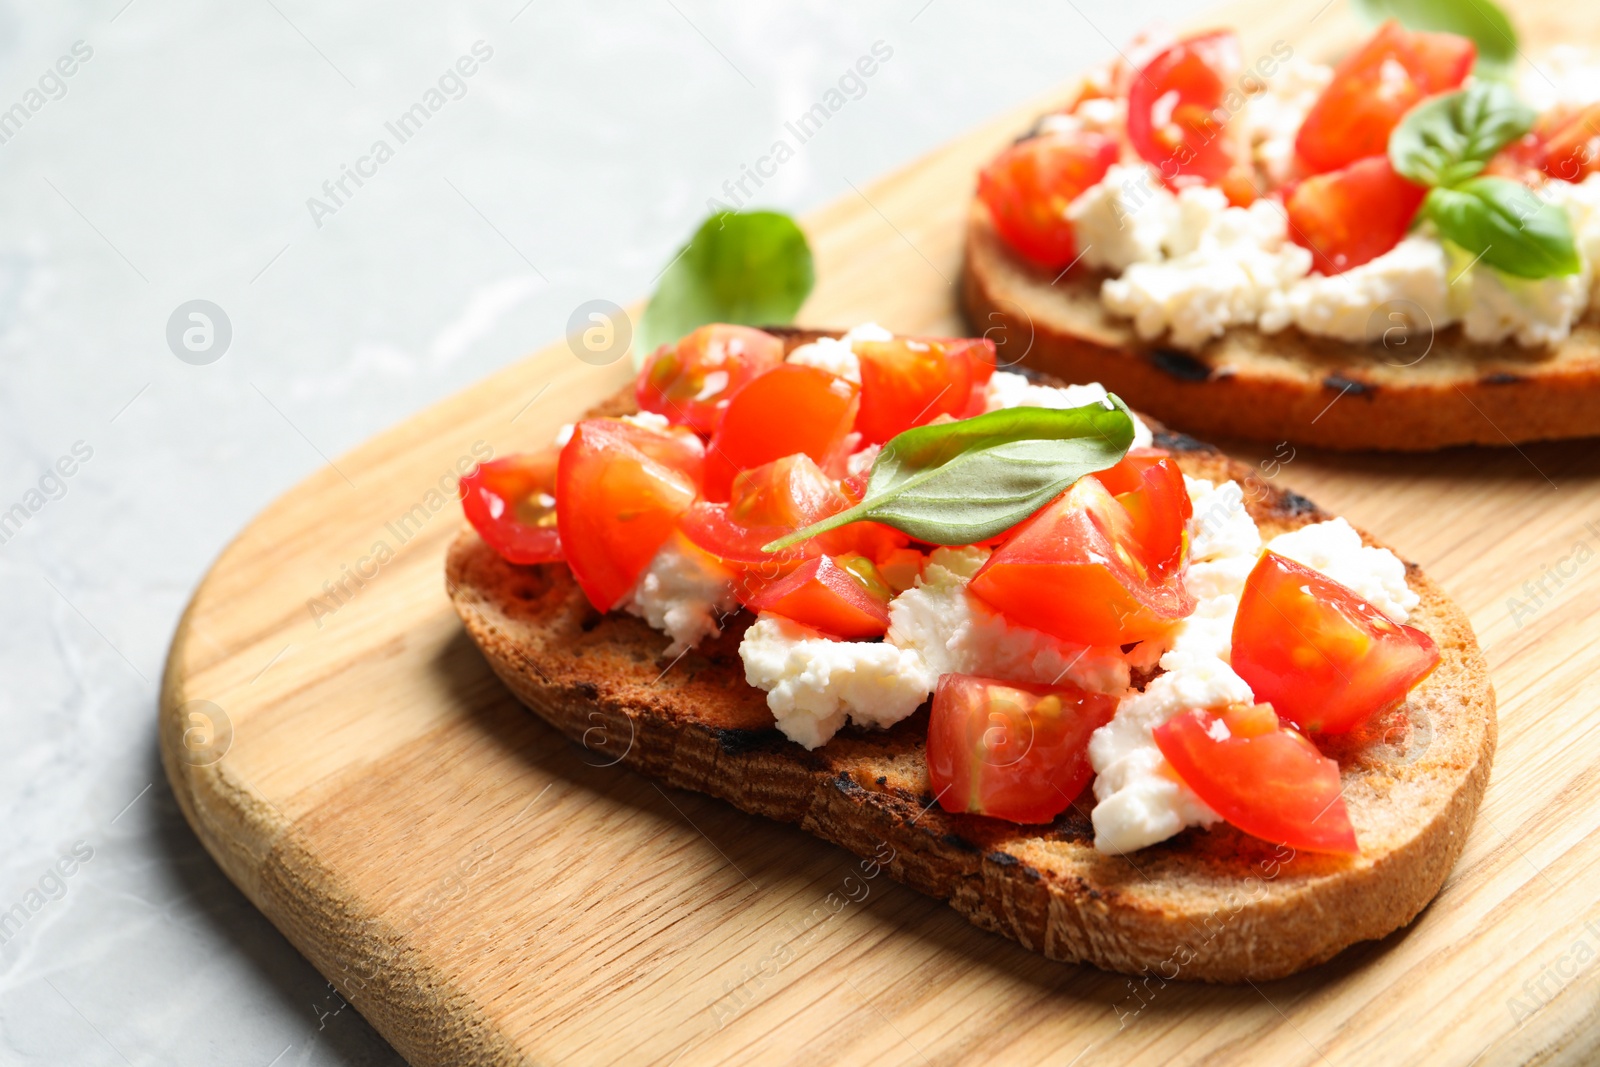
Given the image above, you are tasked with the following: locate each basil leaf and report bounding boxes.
[1423,178,1582,278]
[638,210,814,360]
[763,399,1135,551]
[1389,83,1535,188]
[1352,0,1518,77]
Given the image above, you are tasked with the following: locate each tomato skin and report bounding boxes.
[1285,155,1427,275]
[743,554,891,639]
[459,451,563,564]
[680,452,851,576]
[970,465,1195,646]
[853,337,997,445]
[1154,704,1359,855]
[1092,448,1190,575]
[1126,31,1251,191]
[1538,103,1600,183]
[636,324,785,433]
[1091,447,1172,497]
[927,674,1118,824]
[1295,21,1475,174]
[1232,550,1441,734]
[977,131,1120,269]
[702,365,861,502]
[555,418,705,612]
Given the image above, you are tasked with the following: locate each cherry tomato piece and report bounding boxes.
[459,450,563,564]
[1092,448,1189,574]
[853,337,997,446]
[927,673,1118,824]
[680,452,851,576]
[977,131,1120,269]
[636,324,785,433]
[1295,21,1474,174]
[1154,703,1359,854]
[970,463,1195,646]
[1538,103,1600,183]
[702,365,861,502]
[555,418,704,612]
[743,554,892,639]
[1126,31,1252,193]
[1284,155,1426,275]
[1232,550,1441,734]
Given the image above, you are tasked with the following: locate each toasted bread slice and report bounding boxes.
[446,370,1494,982]
[963,199,1600,450]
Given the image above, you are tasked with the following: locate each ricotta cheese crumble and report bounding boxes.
[742,544,1145,751]
[1058,52,1600,352]
[784,321,894,382]
[623,534,738,658]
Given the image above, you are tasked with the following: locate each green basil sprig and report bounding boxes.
[1423,178,1583,278]
[1389,82,1534,188]
[638,210,814,361]
[1388,83,1582,280]
[762,399,1135,552]
[1352,0,1518,77]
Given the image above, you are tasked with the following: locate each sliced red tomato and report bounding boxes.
[743,554,892,639]
[701,365,860,501]
[970,462,1195,645]
[636,324,785,433]
[1126,30,1254,200]
[1538,103,1600,183]
[1154,703,1359,854]
[1284,155,1426,275]
[853,337,997,445]
[1090,446,1172,496]
[459,450,563,564]
[1232,550,1441,734]
[1092,448,1189,574]
[1295,21,1475,174]
[977,130,1120,269]
[555,418,704,612]
[927,673,1118,824]
[680,452,850,572]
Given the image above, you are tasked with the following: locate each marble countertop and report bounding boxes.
[0,1,1203,1062]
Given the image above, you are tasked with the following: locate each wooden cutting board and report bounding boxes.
[160,2,1600,1063]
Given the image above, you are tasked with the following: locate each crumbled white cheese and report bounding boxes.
[1186,476,1263,568]
[554,422,575,447]
[1265,517,1419,624]
[785,322,893,384]
[623,536,738,658]
[740,614,931,749]
[1088,475,1260,855]
[1070,157,1600,350]
[1461,263,1591,347]
[1069,164,1179,273]
[1239,58,1332,186]
[1260,234,1449,342]
[1519,47,1600,113]
[1037,96,1127,141]
[984,371,1154,449]
[739,543,1140,749]
[887,546,1137,697]
[1101,192,1314,350]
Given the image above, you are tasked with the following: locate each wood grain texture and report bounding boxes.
[160,2,1600,1064]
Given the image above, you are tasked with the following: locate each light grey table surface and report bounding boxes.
[0,1,1208,1063]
